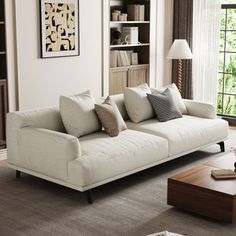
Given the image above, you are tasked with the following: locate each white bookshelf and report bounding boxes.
[103,0,157,96]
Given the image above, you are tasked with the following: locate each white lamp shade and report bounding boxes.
[167,39,193,59]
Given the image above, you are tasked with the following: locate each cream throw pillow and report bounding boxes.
[151,83,187,114]
[124,83,154,123]
[95,96,127,137]
[60,90,101,137]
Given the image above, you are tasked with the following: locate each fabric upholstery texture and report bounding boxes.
[126,115,228,156]
[18,127,81,181]
[60,90,101,137]
[68,129,168,187]
[124,84,154,123]
[6,92,229,191]
[110,94,129,121]
[151,83,187,114]
[7,107,65,166]
[95,94,129,121]
[183,99,216,119]
[147,89,182,122]
[95,96,127,137]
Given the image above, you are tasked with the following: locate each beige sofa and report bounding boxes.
[6,94,228,203]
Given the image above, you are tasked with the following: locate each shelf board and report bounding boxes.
[110,64,149,70]
[0,21,4,25]
[0,51,6,55]
[110,21,150,24]
[110,43,150,48]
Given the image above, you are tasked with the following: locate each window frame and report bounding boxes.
[218,4,236,117]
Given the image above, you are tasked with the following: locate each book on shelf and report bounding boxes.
[110,50,135,68]
[118,50,132,67]
[139,5,145,21]
[211,169,236,180]
[117,51,126,67]
[127,4,145,21]
[126,50,133,65]
[131,52,138,65]
[110,50,118,68]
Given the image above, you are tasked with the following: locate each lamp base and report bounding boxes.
[177,59,183,94]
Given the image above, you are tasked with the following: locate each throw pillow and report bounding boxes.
[60,90,101,137]
[124,83,154,123]
[151,83,187,114]
[95,96,127,137]
[147,88,182,122]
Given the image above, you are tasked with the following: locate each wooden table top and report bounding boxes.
[170,153,236,196]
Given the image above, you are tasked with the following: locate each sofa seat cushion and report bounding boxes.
[126,115,228,156]
[68,129,168,187]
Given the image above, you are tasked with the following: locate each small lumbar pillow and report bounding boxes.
[60,90,101,137]
[95,96,127,137]
[151,83,187,114]
[124,83,154,123]
[147,88,182,122]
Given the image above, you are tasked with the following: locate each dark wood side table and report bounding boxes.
[167,154,236,223]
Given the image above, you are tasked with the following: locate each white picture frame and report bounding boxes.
[40,0,80,58]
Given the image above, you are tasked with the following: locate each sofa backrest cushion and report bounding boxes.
[60,90,102,137]
[110,94,129,121]
[124,84,154,123]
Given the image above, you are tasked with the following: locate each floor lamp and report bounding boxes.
[167,39,193,94]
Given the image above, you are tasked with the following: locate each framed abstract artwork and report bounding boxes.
[40,0,79,58]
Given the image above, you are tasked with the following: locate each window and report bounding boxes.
[218,3,236,116]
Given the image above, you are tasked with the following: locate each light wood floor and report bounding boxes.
[0,160,7,165]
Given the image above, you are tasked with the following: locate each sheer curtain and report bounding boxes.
[192,0,221,105]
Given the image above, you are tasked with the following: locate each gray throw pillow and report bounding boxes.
[95,96,127,137]
[151,83,187,114]
[147,88,182,122]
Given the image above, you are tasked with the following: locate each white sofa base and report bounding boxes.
[8,138,226,192]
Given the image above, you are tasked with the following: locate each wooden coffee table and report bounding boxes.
[167,154,236,223]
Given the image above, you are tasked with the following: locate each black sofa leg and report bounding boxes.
[16,170,21,179]
[85,190,93,204]
[218,141,225,152]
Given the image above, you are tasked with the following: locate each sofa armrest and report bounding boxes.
[18,127,81,180]
[183,99,216,119]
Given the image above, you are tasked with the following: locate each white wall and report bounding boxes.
[5,0,18,111]
[156,0,173,87]
[6,0,173,111]
[8,0,102,110]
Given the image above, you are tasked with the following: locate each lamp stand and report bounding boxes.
[177,59,183,94]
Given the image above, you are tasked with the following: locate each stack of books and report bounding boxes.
[127,4,145,21]
[110,50,137,68]
[211,169,236,180]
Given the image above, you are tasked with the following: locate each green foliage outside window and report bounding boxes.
[217,4,236,116]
